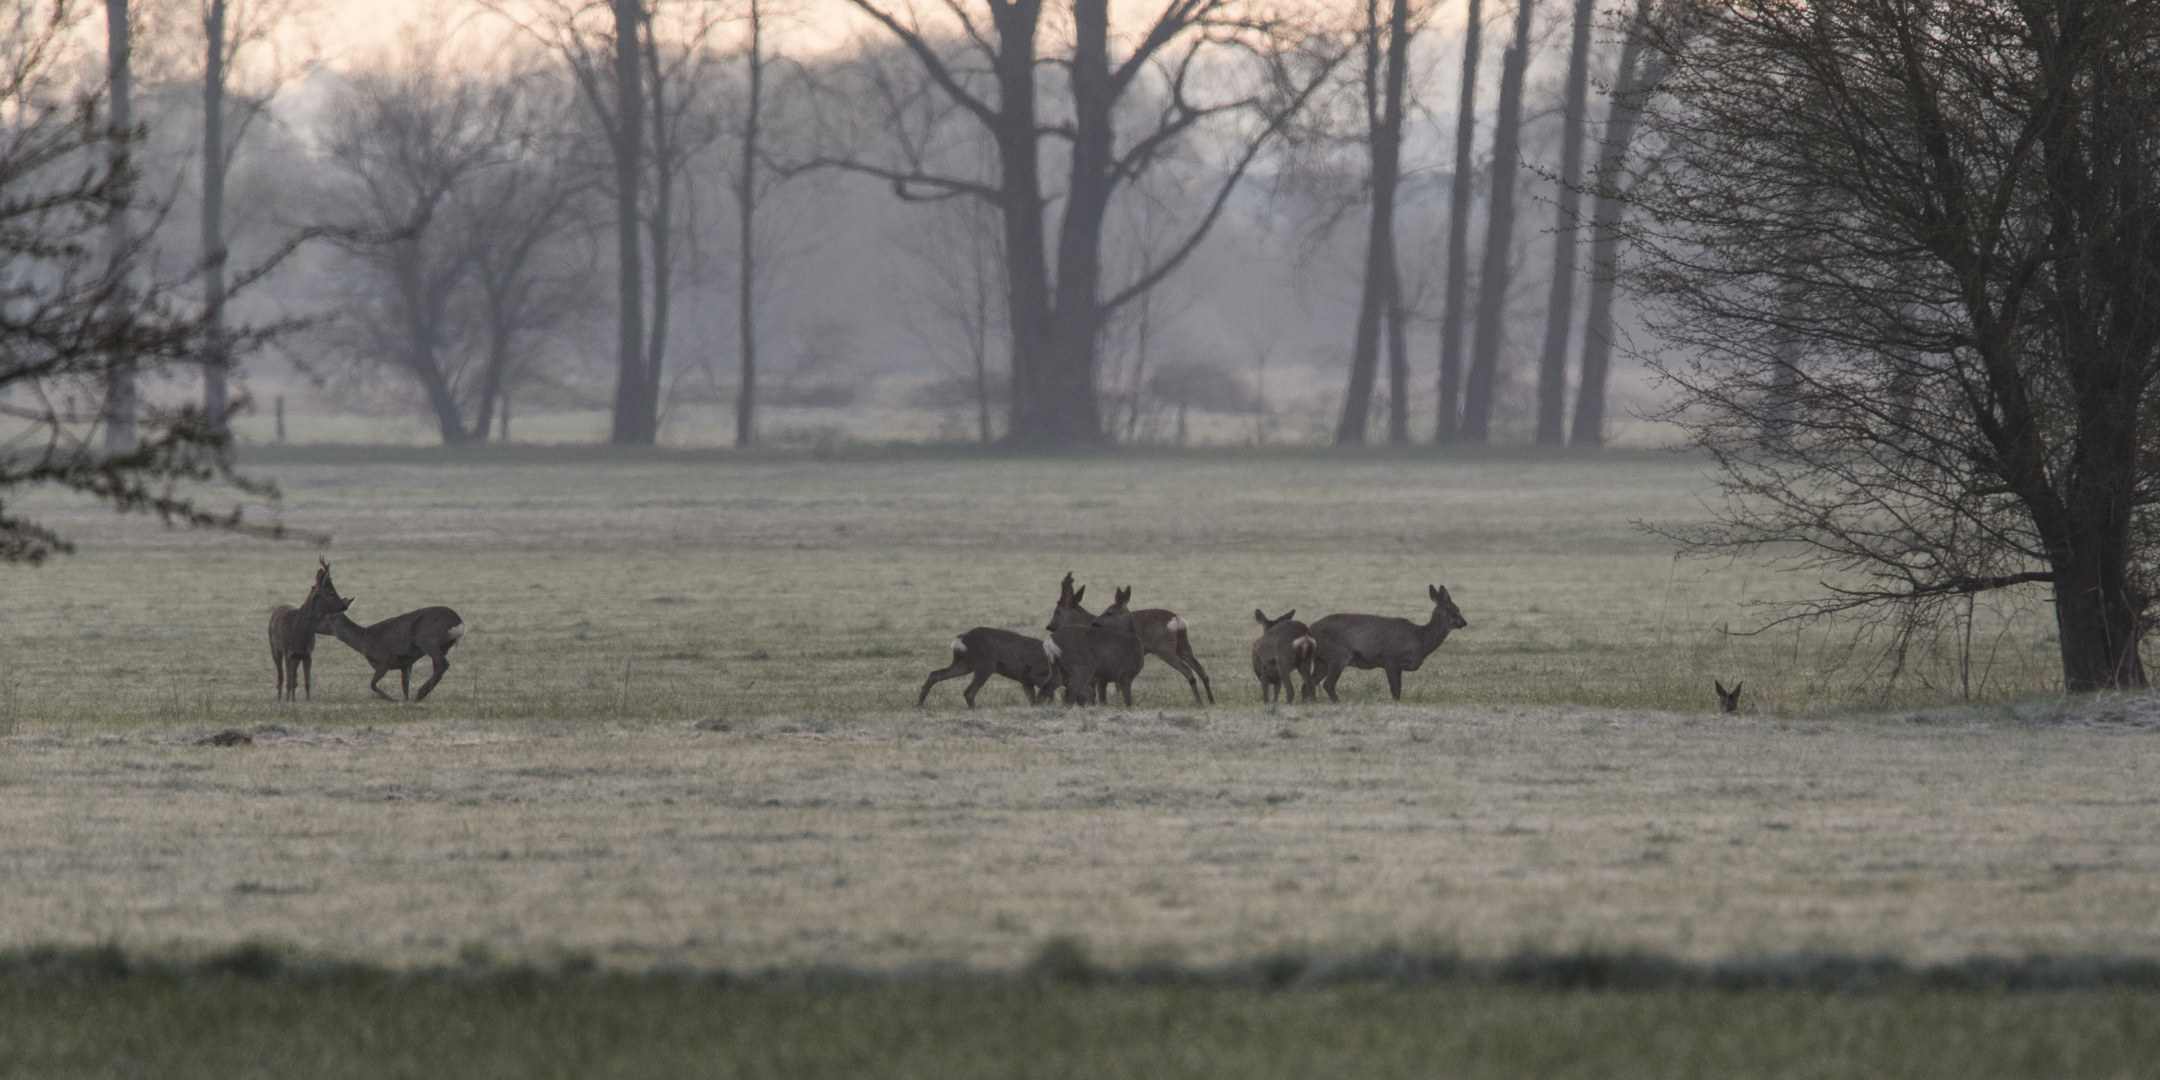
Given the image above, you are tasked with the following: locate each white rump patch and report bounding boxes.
[448,623,468,640]
[1043,639,1063,661]
[952,636,968,653]
[1293,635,1316,652]
[1166,616,1188,632]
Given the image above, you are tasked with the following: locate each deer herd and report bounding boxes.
[918,572,1471,708]
[272,562,1745,712]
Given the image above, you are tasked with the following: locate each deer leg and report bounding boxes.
[301,655,311,701]
[917,662,969,706]
[1155,647,1206,706]
[1321,660,1343,702]
[1181,645,1214,704]
[368,665,395,701]
[1384,663,1404,701]
[1117,677,1134,706]
[961,670,992,708]
[413,654,450,701]
[273,648,284,700]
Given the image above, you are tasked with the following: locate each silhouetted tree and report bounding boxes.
[1628,0,2160,691]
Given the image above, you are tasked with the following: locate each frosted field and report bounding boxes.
[2,449,2146,974]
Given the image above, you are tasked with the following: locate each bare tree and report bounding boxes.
[833,0,1343,448]
[1434,0,1483,442]
[900,193,1006,442]
[2,0,276,562]
[1625,0,2160,691]
[1458,0,1534,442]
[482,0,726,446]
[318,53,518,443]
[1335,0,1418,446]
[453,71,595,441]
[196,0,306,438]
[1531,0,1593,445]
[101,0,138,451]
[1568,0,1659,447]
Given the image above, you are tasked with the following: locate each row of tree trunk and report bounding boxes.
[1340,0,1657,448]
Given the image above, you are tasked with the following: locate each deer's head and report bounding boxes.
[1047,574,1093,632]
[1715,680,1743,713]
[1429,585,1468,631]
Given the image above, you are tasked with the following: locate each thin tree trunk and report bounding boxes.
[1380,0,1412,445]
[1460,0,1535,443]
[608,0,649,445]
[1339,0,1411,447]
[1125,289,1152,442]
[103,0,136,452]
[1385,276,1409,442]
[1533,0,1594,446]
[1435,0,1483,443]
[642,28,672,442]
[200,0,230,438]
[734,0,763,448]
[1570,0,1654,447]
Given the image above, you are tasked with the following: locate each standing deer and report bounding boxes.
[1042,573,1143,706]
[1251,609,1316,703]
[918,627,1055,707]
[1094,586,1214,705]
[1307,585,1469,701]
[313,575,467,701]
[268,559,354,702]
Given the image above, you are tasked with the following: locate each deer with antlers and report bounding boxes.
[268,559,354,702]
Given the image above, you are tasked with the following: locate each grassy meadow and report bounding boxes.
[4,447,2158,1074]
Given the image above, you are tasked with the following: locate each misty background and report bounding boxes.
[31,0,1671,449]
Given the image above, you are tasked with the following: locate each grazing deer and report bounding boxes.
[1041,574,1143,705]
[315,581,467,700]
[918,627,1055,708]
[1307,585,1469,701]
[268,559,354,702]
[1251,609,1317,703]
[1715,680,1743,713]
[1094,586,1214,705]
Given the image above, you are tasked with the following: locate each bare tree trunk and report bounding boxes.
[1029,0,1114,447]
[1385,277,1409,442]
[1569,0,1655,447]
[1460,0,1535,443]
[1533,0,1594,446]
[642,27,673,443]
[1337,0,1411,446]
[607,0,650,445]
[103,0,136,452]
[734,0,763,448]
[1380,0,1412,446]
[200,0,230,438]
[1434,0,1482,443]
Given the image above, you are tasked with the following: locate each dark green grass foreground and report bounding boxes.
[5,961,2158,1079]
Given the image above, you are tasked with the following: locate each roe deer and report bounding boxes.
[1307,585,1469,701]
[1095,586,1214,705]
[1041,574,1142,705]
[918,627,1054,707]
[268,559,354,701]
[1251,609,1316,703]
[1715,680,1743,713]
[316,586,467,700]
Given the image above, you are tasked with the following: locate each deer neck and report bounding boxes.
[322,612,366,645]
[1414,613,1452,658]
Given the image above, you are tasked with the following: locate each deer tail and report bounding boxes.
[1166,616,1187,633]
[1043,638,1062,662]
[448,622,468,640]
[952,636,967,654]
[1292,635,1316,662]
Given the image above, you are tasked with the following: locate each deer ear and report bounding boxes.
[1733,682,1742,694]
[1254,609,1269,625]
[1071,586,1085,605]
[1715,680,1728,695]
[1117,586,1132,604]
